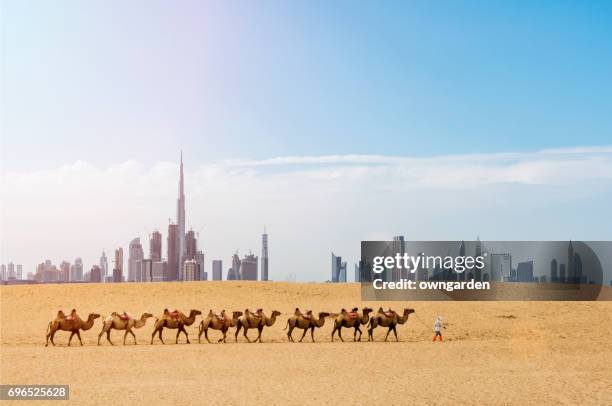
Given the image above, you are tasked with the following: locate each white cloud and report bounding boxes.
[1,147,612,281]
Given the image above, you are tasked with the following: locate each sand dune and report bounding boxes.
[1,282,611,405]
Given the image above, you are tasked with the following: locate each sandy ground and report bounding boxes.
[1,281,611,405]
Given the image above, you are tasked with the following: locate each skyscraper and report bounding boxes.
[176,151,186,280]
[16,264,23,280]
[567,241,575,283]
[113,247,124,282]
[212,260,223,281]
[59,261,70,282]
[90,265,102,283]
[99,251,108,282]
[331,252,342,282]
[150,230,162,262]
[196,250,206,280]
[550,258,558,283]
[261,229,269,281]
[392,236,406,280]
[185,229,197,260]
[0,264,6,280]
[128,238,144,282]
[228,253,241,280]
[167,223,179,281]
[71,257,83,281]
[240,253,258,281]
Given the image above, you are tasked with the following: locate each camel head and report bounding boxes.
[362,307,373,315]
[88,313,101,321]
[142,312,154,319]
[271,310,281,318]
[232,311,243,319]
[404,308,415,315]
[319,312,331,319]
[189,309,202,317]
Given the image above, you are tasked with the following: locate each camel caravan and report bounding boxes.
[44,306,416,346]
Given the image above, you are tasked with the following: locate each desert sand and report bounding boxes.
[1,281,611,405]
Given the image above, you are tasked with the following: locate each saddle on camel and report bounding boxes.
[346,307,360,319]
[58,309,78,321]
[215,310,227,322]
[383,309,396,318]
[294,308,313,320]
[118,312,130,321]
[164,309,182,320]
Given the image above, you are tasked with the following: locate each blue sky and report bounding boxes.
[2,1,611,169]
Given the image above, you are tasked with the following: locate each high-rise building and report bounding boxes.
[567,241,575,283]
[167,223,179,281]
[7,262,15,279]
[559,263,566,283]
[184,259,198,281]
[490,253,512,282]
[195,250,206,281]
[354,262,361,282]
[0,264,6,280]
[99,251,108,282]
[550,259,558,283]
[516,261,534,282]
[59,261,70,282]
[128,238,144,282]
[152,261,167,282]
[212,260,223,281]
[227,253,241,280]
[16,264,23,280]
[113,247,124,282]
[150,230,162,262]
[240,253,258,280]
[176,151,186,280]
[71,257,83,281]
[138,258,152,282]
[331,252,342,283]
[339,260,347,283]
[185,230,197,260]
[90,265,102,283]
[392,236,406,281]
[261,230,269,281]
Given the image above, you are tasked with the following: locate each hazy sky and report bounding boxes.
[1,2,612,280]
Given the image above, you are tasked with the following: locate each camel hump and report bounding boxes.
[341,308,347,313]
[57,310,66,318]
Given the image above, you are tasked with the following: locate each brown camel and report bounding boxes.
[284,308,331,342]
[330,307,373,342]
[97,312,154,345]
[235,309,281,343]
[150,309,201,344]
[45,310,100,346]
[198,310,243,343]
[367,307,415,342]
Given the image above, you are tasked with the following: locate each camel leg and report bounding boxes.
[205,328,211,344]
[49,329,57,346]
[183,326,190,344]
[150,328,157,344]
[46,324,56,347]
[97,327,104,345]
[299,328,308,343]
[287,325,294,342]
[385,327,391,342]
[310,326,315,343]
[198,324,203,344]
[243,326,251,343]
[106,329,114,345]
[76,330,83,346]
[220,328,227,343]
[68,331,75,346]
[130,329,137,344]
[256,326,263,343]
[392,325,398,342]
[337,326,344,342]
[331,325,336,342]
[175,328,181,344]
[235,323,241,342]
[123,330,129,345]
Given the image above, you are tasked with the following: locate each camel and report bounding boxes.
[150,309,201,344]
[97,312,154,345]
[367,307,415,342]
[330,307,373,342]
[234,309,281,343]
[198,310,243,343]
[284,308,330,343]
[45,310,100,346]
